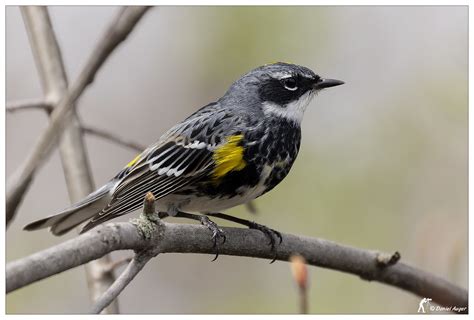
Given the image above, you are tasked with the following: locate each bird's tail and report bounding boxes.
[23,183,113,236]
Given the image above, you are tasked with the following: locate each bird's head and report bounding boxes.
[221,62,344,124]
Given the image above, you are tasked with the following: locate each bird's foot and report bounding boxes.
[205,212,283,263]
[199,216,226,261]
[248,221,282,263]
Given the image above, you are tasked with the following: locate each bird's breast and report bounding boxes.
[170,118,301,205]
[244,118,302,193]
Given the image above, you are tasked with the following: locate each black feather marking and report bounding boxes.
[170,149,199,173]
[84,137,215,227]
[147,141,175,160]
[181,149,209,175]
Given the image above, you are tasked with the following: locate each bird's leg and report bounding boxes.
[173,211,226,261]
[205,212,282,263]
[157,211,169,219]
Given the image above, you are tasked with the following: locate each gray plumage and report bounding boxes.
[24,62,344,236]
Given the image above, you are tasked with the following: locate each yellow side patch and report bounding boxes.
[126,153,141,168]
[213,135,246,180]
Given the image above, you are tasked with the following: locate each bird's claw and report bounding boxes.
[248,221,282,263]
[200,216,226,261]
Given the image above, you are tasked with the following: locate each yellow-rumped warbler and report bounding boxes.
[25,62,343,254]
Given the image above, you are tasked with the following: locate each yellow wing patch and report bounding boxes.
[213,135,246,180]
[126,153,141,168]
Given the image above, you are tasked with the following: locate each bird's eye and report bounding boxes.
[281,77,298,91]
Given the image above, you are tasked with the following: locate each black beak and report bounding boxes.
[313,78,345,90]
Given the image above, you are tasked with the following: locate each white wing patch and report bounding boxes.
[184,140,208,149]
[149,139,213,177]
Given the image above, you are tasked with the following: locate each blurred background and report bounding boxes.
[6,6,467,314]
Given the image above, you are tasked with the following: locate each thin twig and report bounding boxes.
[82,125,145,152]
[90,193,158,313]
[6,6,151,225]
[20,6,121,313]
[6,99,53,113]
[90,254,152,314]
[102,257,133,274]
[299,287,308,314]
[5,96,145,152]
[290,255,309,314]
[6,221,468,313]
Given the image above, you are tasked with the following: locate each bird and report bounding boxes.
[24,62,344,258]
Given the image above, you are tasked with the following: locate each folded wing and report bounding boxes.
[81,137,215,233]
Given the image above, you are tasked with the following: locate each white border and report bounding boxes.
[2,1,472,6]
[2,1,470,318]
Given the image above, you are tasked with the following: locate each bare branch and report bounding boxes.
[6,221,468,312]
[90,254,152,314]
[20,6,119,313]
[5,97,145,152]
[82,125,146,152]
[101,256,133,274]
[6,6,151,225]
[6,99,53,113]
[21,5,96,215]
[90,193,157,314]
[290,255,309,314]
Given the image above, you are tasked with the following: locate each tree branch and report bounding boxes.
[90,192,158,314]
[90,254,152,314]
[6,221,468,312]
[82,125,145,152]
[20,6,120,313]
[101,256,133,274]
[5,99,53,113]
[20,6,120,312]
[6,98,146,153]
[21,5,97,222]
[6,6,151,225]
